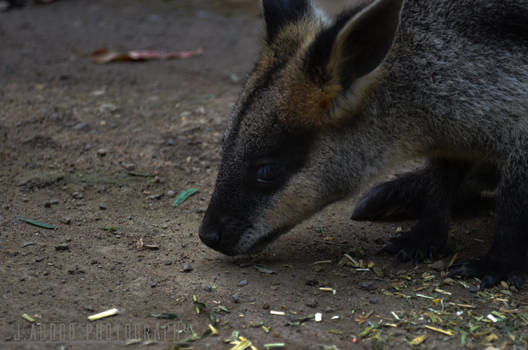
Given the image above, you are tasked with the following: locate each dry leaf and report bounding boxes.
[83,48,204,64]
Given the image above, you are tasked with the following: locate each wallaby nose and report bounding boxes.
[199,226,221,248]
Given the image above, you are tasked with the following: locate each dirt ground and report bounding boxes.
[1,1,527,349]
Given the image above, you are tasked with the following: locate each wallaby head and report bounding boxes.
[199,0,404,256]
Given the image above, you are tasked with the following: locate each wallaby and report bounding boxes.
[199,0,528,290]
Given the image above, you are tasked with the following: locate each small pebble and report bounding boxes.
[97,148,107,157]
[150,281,157,288]
[232,294,240,303]
[431,259,447,271]
[55,243,69,251]
[72,192,84,200]
[23,241,35,248]
[166,190,176,198]
[149,194,163,200]
[83,305,95,312]
[99,203,107,210]
[373,238,385,245]
[167,139,175,146]
[358,281,376,291]
[120,161,136,171]
[145,244,159,250]
[203,285,212,292]
[72,122,89,131]
[305,298,318,308]
[324,306,336,313]
[183,263,193,272]
[61,217,72,225]
[262,304,270,310]
[238,279,248,287]
[164,260,173,266]
[369,298,378,304]
[469,286,479,293]
[45,199,59,208]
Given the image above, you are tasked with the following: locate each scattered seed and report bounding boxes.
[21,314,35,323]
[151,313,179,320]
[487,314,499,323]
[125,339,142,345]
[424,325,456,336]
[208,324,219,336]
[88,308,119,321]
[320,287,336,294]
[183,263,193,272]
[270,311,285,316]
[434,288,452,296]
[255,265,276,274]
[410,334,427,345]
[485,333,498,342]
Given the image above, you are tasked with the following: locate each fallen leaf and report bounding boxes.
[83,48,203,64]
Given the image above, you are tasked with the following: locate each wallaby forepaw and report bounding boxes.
[377,231,445,264]
[351,181,422,221]
[448,258,525,290]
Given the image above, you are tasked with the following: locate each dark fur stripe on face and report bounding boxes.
[226,59,290,146]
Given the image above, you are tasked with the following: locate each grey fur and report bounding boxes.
[200,0,528,287]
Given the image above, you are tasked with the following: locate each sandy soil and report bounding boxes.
[1,1,527,349]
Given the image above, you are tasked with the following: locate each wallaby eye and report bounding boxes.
[256,164,278,184]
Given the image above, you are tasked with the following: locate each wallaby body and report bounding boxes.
[199,0,528,289]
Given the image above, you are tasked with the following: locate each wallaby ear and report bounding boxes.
[331,0,403,86]
[305,0,403,88]
[262,0,312,41]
